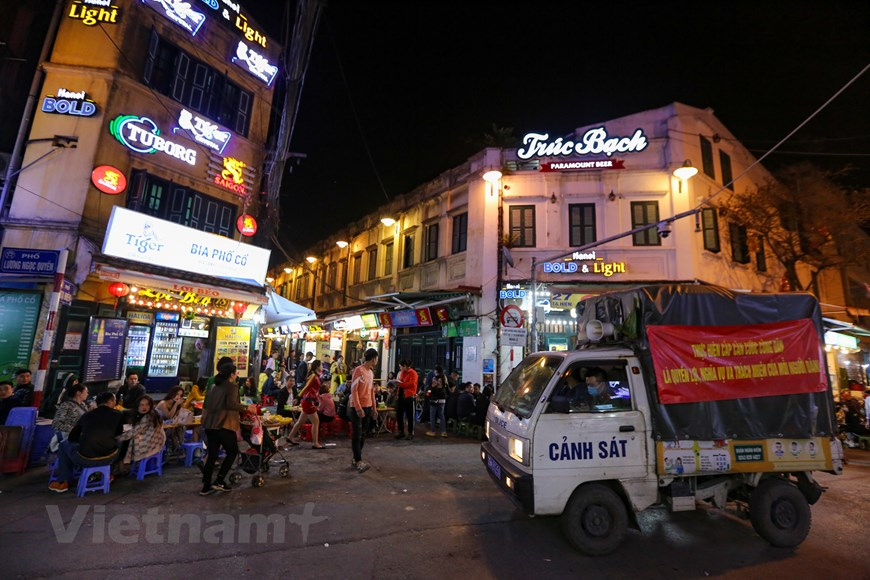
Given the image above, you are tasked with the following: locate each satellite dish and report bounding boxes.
[502,246,514,268]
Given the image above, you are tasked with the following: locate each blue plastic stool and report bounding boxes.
[181,442,205,467]
[48,455,58,483]
[76,465,111,497]
[183,429,193,443]
[132,450,163,480]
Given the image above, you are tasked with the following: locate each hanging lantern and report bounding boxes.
[233,302,247,324]
[108,282,130,298]
[108,282,130,309]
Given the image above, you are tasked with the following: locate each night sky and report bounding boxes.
[252,2,870,256]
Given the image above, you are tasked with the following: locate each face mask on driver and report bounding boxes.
[587,386,598,396]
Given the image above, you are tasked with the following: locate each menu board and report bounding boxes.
[214,325,251,378]
[83,318,129,383]
[0,291,42,381]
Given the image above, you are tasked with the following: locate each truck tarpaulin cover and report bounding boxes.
[575,285,836,440]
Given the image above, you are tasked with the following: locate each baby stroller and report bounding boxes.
[230,413,290,487]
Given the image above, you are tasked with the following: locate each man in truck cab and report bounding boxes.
[585,367,613,407]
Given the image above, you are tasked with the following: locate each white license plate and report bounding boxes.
[487,455,501,480]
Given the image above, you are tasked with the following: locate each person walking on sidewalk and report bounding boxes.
[351,348,379,473]
[200,362,257,495]
[286,359,327,449]
[426,370,448,438]
[394,359,418,440]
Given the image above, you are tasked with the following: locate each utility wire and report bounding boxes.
[326,16,391,203]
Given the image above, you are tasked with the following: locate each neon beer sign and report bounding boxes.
[68,0,121,26]
[517,127,649,159]
[175,109,231,153]
[232,40,278,86]
[42,88,97,117]
[109,115,197,165]
[140,0,205,36]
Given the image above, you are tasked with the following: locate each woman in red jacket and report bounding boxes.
[286,360,326,449]
[394,359,418,440]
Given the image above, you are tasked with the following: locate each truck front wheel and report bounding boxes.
[749,478,811,548]
[561,484,628,556]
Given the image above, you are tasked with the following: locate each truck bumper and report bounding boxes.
[481,442,534,514]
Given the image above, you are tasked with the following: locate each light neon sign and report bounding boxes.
[68,0,121,26]
[42,88,97,117]
[109,115,197,165]
[174,109,231,153]
[232,40,278,86]
[140,0,205,36]
[517,127,649,159]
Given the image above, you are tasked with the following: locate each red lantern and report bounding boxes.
[232,302,248,315]
[108,282,130,298]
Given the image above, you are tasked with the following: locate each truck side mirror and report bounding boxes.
[549,395,570,414]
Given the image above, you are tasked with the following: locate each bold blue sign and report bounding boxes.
[0,248,59,275]
[156,312,180,322]
[543,261,578,273]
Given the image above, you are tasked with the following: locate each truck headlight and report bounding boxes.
[509,437,525,463]
[485,419,490,439]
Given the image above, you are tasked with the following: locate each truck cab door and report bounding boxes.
[531,359,650,515]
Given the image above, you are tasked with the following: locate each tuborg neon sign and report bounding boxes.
[109,115,197,165]
[517,127,649,160]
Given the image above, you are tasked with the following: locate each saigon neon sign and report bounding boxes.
[517,127,649,159]
[174,109,231,153]
[213,157,247,194]
[109,115,197,165]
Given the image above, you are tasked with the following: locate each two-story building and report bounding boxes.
[270,102,864,389]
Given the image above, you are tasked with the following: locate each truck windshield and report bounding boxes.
[492,354,561,419]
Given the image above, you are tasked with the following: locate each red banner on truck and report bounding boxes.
[648,319,827,404]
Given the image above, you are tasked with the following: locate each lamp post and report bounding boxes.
[483,169,503,382]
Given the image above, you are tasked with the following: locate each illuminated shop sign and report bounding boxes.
[135,287,227,308]
[202,0,269,48]
[91,165,127,194]
[517,127,648,160]
[42,88,97,117]
[208,154,255,195]
[68,0,121,26]
[109,115,197,166]
[103,206,270,286]
[499,283,527,299]
[825,331,858,350]
[232,40,278,86]
[236,214,257,236]
[542,251,628,278]
[175,109,231,153]
[540,159,625,172]
[141,0,205,36]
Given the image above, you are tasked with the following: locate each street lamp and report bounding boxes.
[305,256,317,264]
[380,217,396,227]
[673,159,698,193]
[336,240,348,248]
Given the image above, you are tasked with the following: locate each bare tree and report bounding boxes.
[724,163,870,293]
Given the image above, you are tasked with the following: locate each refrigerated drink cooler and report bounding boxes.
[125,324,151,378]
[145,312,182,392]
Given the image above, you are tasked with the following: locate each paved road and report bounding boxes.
[2,434,869,580]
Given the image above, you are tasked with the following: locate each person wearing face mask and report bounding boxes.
[584,367,613,407]
[285,359,326,449]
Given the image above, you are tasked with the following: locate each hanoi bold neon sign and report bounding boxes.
[109,115,197,165]
[42,88,97,117]
[517,127,649,159]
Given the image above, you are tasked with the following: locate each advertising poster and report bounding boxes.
[83,318,129,383]
[214,326,251,378]
[0,291,42,381]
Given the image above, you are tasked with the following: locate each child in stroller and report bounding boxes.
[231,412,290,487]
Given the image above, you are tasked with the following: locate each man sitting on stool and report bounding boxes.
[49,391,124,493]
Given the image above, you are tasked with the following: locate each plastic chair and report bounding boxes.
[181,441,205,467]
[298,423,313,442]
[77,465,111,497]
[131,449,163,480]
[1,407,37,476]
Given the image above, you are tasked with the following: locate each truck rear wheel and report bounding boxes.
[749,478,811,548]
[561,484,628,556]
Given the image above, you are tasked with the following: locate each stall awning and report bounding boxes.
[95,259,268,305]
[263,289,316,326]
[365,291,474,310]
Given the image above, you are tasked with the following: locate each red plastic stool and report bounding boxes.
[298,424,313,442]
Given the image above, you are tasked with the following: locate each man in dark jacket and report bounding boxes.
[457,383,477,422]
[295,352,313,398]
[12,369,34,407]
[49,391,124,493]
[116,372,144,409]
